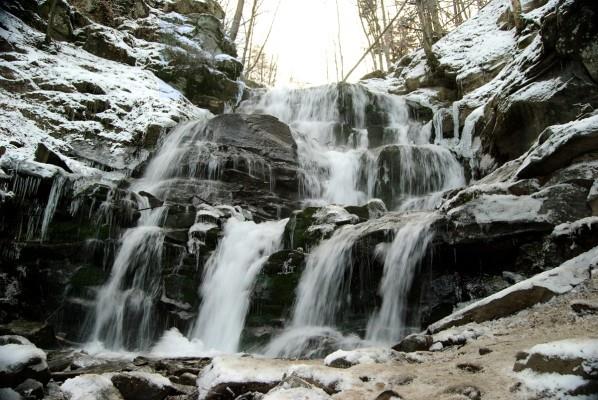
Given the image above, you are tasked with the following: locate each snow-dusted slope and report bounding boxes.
[0,0,241,174]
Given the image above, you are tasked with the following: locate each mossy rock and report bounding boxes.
[282,207,319,250]
[245,250,305,342]
[46,213,111,242]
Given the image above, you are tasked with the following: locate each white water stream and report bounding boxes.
[190,217,287,352]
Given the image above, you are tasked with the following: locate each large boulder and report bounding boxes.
[541,0,598,82]
[169,114,302,220]
[516,114,598,179]
[0,336,50,387]
[61,374,124,400]
[443,183,592,243]
[481,63,598,164]
[514,338,598,397]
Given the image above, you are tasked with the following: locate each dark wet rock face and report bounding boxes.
[152,114,301,221]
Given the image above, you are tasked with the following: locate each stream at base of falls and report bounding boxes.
[83,83,466,358]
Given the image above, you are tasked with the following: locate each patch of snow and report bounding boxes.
[0,10,209,167]
[432,325,488,345]
[447,193,544,224]
[433,0,516,80]
[189,222,218,233]
[323,347,399,367]
[61,374,123,400]
[516,370,592,400]
[552,217,598,237]
[0,343,47,373]
[263,386,331,400]
[528,338,598,361]
[509,77,568,103]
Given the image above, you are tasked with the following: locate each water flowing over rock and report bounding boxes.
[239,83,463,208]
[191,217,287,353]
[2,1,598,398]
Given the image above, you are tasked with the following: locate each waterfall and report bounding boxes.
[85,82,466,355]
[263,222,374,358]
[190,217,287,353]
[88,218,165,350]
[86,119,210,351]
[239,84,426,207]
[365,213,436,343]
[264,213,437,357]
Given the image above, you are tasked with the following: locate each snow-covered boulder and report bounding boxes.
[0,335,49,387]
[444,183,591,242]
[514,338,598,398]
[324,348,401,368]
[61,374,124,400]
[427,246,597,333]
[516,114,598,179]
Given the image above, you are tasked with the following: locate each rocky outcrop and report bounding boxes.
[427,247,596,333]
[516,113,598,179]
[153,114,301,221]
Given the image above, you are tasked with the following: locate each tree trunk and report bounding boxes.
[241,0,258,67]
[335,0,345,79]
[380,0,392,69]
[511,0,523,30]
[45,0,59,44]
[415,0,439,70]
[228,0,245,42]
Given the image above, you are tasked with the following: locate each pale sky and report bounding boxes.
[226,0,377,86]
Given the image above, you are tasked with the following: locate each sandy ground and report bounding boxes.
[327,273,598,400]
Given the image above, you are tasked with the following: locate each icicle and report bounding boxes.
[40,174,67,242]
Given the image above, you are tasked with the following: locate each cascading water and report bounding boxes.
[240,84,463,210]
[85,82,467,356]
[190,217,287,353]
[253,83,465,357]
[365,214,437,343]
[86,118,211,351]
[264,222,378,358]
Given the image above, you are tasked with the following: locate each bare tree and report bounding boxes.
[241,0,259,66]
[335,0,345,79]
[45,0,59,44]
[228,0,245,42]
